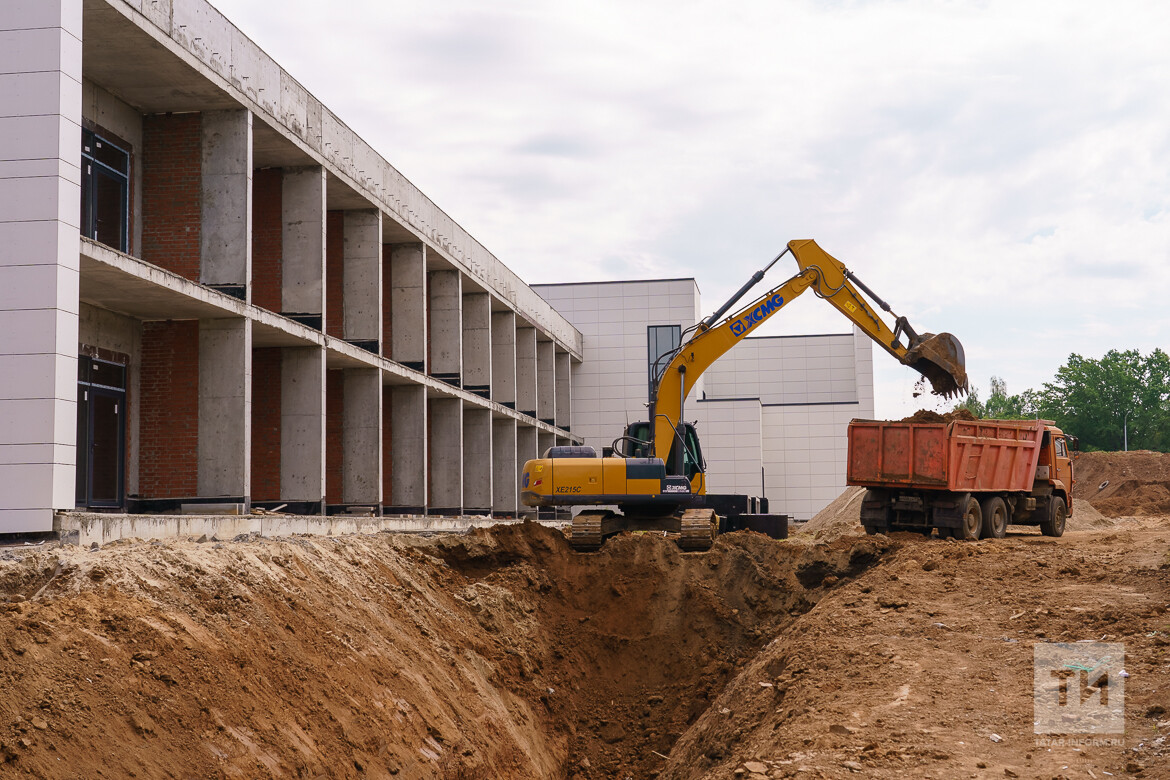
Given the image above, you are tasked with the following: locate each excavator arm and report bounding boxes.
[650,240,968,471]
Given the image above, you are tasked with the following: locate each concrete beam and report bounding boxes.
[342,209,381,348]
[0,0,82,532]
[555,350,571,430]
[491,417,517,515]
[537,339,555,425]
[388,244,425,369]
[342,368,381,504]
[388,384,425,510]
[462,406,491,513]
[200,109,252,294]
[197,318,250,498]
[515,325,537,418]
[280,346,325,505]
[427,269,461,385]
[281,166,325,321]
[490,310,516,408]
[461,292,491,397]
[428,397,461,512]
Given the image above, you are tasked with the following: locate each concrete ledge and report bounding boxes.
[55,512,562,548]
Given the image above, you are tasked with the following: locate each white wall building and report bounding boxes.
[535,280,875,521]
[1,0,872,534]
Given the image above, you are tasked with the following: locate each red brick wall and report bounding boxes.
[252,168,283,312]
[325,369,344,503]
[381,386,393,503]
[139,321,199,497]
[251,348,282,501]
[142,113,201,282]
[382,245,392,357]
[326,211,344,338]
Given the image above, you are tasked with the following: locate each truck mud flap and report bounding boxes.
[931,494,965,529]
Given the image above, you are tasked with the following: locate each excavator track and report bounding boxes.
[569,511,610,552]
[677,508,717,551]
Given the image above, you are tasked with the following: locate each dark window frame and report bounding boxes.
[76,355,127,509]
[81,128,130,253]
[647,324,682,401]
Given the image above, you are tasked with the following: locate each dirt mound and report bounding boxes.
[802,486,866,539]
[0,523,893,779]
[1073,450,1170,517]
[899,408,978,423]
[660,520,1170,779]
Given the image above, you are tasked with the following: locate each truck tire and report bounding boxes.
[955,494,983,541]
[861,489,890,535]
[1040,496,1067,537]
[979,496,1007,539]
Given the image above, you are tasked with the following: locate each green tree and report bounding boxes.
[956,376,1034,419]
[1036,349,1170,451]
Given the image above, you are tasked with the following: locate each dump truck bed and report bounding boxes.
[847,418,1048,493]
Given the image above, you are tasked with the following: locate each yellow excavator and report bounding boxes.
[521,239,969,551]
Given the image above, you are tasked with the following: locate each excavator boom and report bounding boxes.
[650,240,968,466]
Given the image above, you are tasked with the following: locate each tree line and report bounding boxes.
[956,349,1170,452]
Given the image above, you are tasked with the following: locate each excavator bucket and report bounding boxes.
[904,332,968,399]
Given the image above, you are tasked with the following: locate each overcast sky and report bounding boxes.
[212,0,1170,418]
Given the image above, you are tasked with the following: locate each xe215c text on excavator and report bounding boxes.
[521,239,969,551]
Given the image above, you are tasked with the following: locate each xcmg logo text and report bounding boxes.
[729,293,784,337]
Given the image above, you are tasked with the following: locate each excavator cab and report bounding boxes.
[616,421,706,489]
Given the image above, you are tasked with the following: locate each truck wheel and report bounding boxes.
[979,496,1007,539]
[955,494,982,541]
[1040,496,1067,537]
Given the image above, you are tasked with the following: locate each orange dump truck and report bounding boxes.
[847,417,1076,540]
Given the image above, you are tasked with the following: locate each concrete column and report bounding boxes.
[343,210,381,352]
[490,310,516,408]
[342,368,381,505]
[492,417,517,515]
[462,407,492,513]
[389,244,425,370]
[427,269,461,385]
[538,431,556,460]
[461,293,491,398]
[388,384,426,510]
[428,397,462,513]
[516,425,538,517]
[280,346,325,508]
[201,110,252,298]
[197,319,250,498]
[281,166,326,326]
[516,325,537,418]
[537,339,555,424]
[0,0,82,532]
[555,351,572,431]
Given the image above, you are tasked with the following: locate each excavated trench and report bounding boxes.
[0,523,891,779]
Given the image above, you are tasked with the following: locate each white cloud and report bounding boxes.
[212,0,1170,417]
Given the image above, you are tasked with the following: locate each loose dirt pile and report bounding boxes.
[4,517,1169,778]
[898,408,979,424]
[0,524,889,779]
[1074,450,1170,517]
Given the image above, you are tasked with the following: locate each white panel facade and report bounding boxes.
[0,0,83,532]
